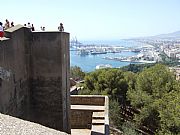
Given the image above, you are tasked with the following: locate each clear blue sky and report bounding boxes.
[1,0,180,40]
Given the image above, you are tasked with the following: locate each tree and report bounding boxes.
[156,86,180,134]
[70,66,85,81]
[158,52,180,66]
[127,64,178,133]
[122,121,141,135]
[121,63,155,73]
[77,64,180,134]
[82,68,135,103]
[109,99,123,129]
[79,68,136,130]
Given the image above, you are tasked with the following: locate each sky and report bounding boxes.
[1,0,180,40]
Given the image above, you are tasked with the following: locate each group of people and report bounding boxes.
[0,21,65,38]
[0,19,15,38]
[40,26,45,31]
[24,22,64,32]
[4,19,14,30]
[24,22,35,31]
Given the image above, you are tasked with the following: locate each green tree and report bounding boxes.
[121,63,155,73]
[82,68,135,103]
[156,86,180,134]
[158,52,180,66]
[127,64,178,133]
[79,68,136,130]
[109,99,123,129]
[122,121,141,135]
[70,66,85,81]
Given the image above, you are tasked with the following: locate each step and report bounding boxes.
[92,119,105,125]
[91,125,105,134]
[92,112,105,119]
[71,105,105,111]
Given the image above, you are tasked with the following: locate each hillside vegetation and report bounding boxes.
[73,64,180,135]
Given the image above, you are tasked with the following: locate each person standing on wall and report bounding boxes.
[0,22,4,38]
[31,24,35,31]
[4,19,10,30]
[11,22,14,27]
[58,23,64,32]
[27,22,31,29]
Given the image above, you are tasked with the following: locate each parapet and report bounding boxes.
[5,24,24,33]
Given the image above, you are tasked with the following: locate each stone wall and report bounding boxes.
[71,110,92,129]
[30,32,70,132]
[0,26,31,119]
[0,25,70,134]
[71,95,108,130]
[71,95,105,106]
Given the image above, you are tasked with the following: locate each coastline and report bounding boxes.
[70,40,157,72]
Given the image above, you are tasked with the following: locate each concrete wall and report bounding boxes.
[71,95,109,134]
[71,95,105,129]
[71,95,105,106]
[70,95,105,129]
[0,26,31,119]
[0,26,71,134]
[71,110,92,129]
[30,32,70,133]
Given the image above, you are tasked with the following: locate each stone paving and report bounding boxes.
[71,129,91,135]
[0,113,67,135]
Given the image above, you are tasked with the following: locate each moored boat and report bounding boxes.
[96,64,112,69]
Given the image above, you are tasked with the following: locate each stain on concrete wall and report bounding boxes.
[0,67,11,80]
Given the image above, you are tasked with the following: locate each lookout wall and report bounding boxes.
[0,26,31,119]
[0,25,70,133]
[30,32,70,132]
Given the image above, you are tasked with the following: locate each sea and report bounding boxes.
[70,39,143,72]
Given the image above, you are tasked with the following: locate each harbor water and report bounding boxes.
[70,40,143,72]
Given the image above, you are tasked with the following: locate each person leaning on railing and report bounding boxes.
[0,22,4,38]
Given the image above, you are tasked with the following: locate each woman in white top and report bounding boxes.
[0,22,4,38]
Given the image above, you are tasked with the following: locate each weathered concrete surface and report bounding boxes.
[71,110,92,129]
[0,113,67,135]
[30,32,70,133]
[71,129,91,135]
[71,95,105,106]
[0,25,31,120]
[0,25,71,134]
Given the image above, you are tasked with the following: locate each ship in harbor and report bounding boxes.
[77,49,89,56]
[131,48,141,53]
[91,51,107,55]
[96,64,112,69]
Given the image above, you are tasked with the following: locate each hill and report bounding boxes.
[153,30,180,39]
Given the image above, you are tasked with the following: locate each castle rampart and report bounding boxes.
[0,25,70,133]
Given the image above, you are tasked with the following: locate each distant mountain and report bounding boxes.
[154,31,180,39]
[129,31,180,40]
